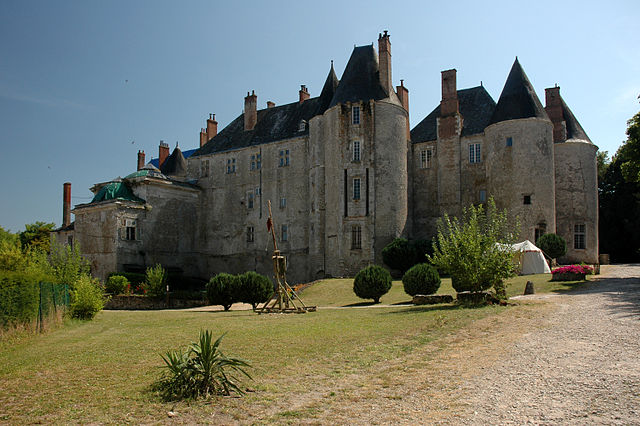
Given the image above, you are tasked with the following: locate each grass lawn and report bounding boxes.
[0,272,592,424]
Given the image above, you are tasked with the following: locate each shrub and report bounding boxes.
[381,238,414,273]
[237,271,273,309]
[108,272,146,286]
[146,264,167,298]
[70,275,107,320]
[410,239,433,266]
[402,263,441,296]
[536,233,567,260]
[153,330,252,400]
[0,271,39,328]
[353,265,392,303]
[105,275,129,295]
[206,273,239,311]
[49,240,90,287]
[552,264,594,275]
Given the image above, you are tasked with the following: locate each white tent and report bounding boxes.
[511,240,551,275]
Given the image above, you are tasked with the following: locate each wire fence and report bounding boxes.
[37,282,70,332]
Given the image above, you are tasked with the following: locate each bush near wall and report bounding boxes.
[402,263,441,296]
[0,271,39,329]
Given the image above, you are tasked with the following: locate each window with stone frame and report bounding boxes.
[123,219,137,241]
[280,197,286,209]
[352,105,360,125]
[523,195,532,205]
[534,223,547,244]
[479,189,487,203]
[574,224,586,249]
[279,149,290,167]
[352,140,361,162]
[420,147,433,169]
[247,191,254,209]
[246,226,254,242]
[353,178,361,200]
[351,224,362,249]
[506,136,513,147]
[281,224,288,242]
[469,143,481,164]
[226,158,236,174]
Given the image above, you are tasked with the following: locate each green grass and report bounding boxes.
[0,271,592,423]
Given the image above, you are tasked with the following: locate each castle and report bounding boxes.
[57,32,599,283]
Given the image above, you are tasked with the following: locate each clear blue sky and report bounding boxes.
[1,0,638,232]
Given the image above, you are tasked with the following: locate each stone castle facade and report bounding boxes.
[59,32,598,282]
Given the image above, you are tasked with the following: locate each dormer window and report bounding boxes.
[352,106,360,125]
[298,120,306,132]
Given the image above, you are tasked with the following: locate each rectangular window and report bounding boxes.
[124,219,136,241]
[469,143,481,163]
[280,197,286,209]
[506,137,513,147]
[535,223,547,244]
[246,226,254,242]
[574,224,586,249]
[351,225,362,249]
[201,160,209,177]
[226,158,236,174]
[352,141,361,162]
[479,190,487,203]
[352,106,360,125]
[247,191,254,209]
[250,155,256,171]
[279,149,290,167]
[353,178,361,200]
[420,148,433,169]
[523,195,531,205]
[281,224,288,242]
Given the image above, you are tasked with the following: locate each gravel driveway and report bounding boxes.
[456,264,640,425]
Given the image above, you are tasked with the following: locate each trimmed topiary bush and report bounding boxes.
[105,275,129,295]
[536,233,567,260]
[207,273,239,311]
[237,271,273,309]
[402,263,441,296]
[353,265,392,304]
[70,275,107,320]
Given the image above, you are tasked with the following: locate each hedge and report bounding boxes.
[0,271,40,328]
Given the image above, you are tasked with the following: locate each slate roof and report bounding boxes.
[329,45,389,108]
[489,58,548,125]
[150,148,196,168]
[560,96,592,143]
[160,146,187,176]
[410,86,497,143]
[192,66,339,156]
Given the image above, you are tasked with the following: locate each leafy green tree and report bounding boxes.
[597,150,610,190]
[0,226,18,245]
[618,111,640,183]
[237,271,273,309]
[536,233,567,260]
[49,239,90,286]
[19,221,55,252]
[207,273,239,311]
[382,238,433,273]
[429,198,518,299]
[353,265,392,303]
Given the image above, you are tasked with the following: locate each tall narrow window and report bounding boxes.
[506,137,513,147]
[574,224,586,249]
[479,189,487,203]
[124,219,136,241]
[352,141,361,162]
[246,226,254,242]
[469,143,481,163]
[352,106,360,125]
[256,153,261,170]
[250,154,256,171]
[353,178,361,200]
[351,225,362,249]
[201,160,209,177]
[226,158,236,174]
[281,224,288,242]
[279,149,290,167]
[420,147,433,169]
[247,191,254,209]
[280,197,286,209]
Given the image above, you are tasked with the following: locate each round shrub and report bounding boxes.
[105,275,129,295]
[353,265,392,304]
[536,233,567,259]
[206,273,239,311]
[381,238,414,273]
[402,263,441,296]
[70,275,107,320]
[238,271,273,309]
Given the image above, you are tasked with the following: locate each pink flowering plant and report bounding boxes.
[551,264,594,275]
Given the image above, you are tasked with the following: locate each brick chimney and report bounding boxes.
[137,150,145,171]
[159,140,170,167]
[545,86,567,142]
[244,90,257,131]
[438,69,461,139]
[299,85,310,104]
[200,128,207,148]
[267,101,275,108]
[378,30,392,95]
[206,113,218,141]
[396,79,410,139]
[63,182,71,227]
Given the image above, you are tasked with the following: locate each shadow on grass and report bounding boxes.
[383,303,461,315]
[342,301,379,307]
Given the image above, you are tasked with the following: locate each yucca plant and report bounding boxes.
[154,330,252,400]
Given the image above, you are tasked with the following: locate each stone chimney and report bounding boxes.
[396,79,410,139]
[200,128,207,148]
[63,182,71,227]
[438,69,461,139]
[378,30,392,95]
[545,86,567,142]
[137,150,145,171]
[244,90,257,131]
[299,85,310,104]
[267,101,275,108]
[206,113,218,141]
[159,140,170,167]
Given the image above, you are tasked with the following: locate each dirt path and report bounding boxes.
[267,265,640,424]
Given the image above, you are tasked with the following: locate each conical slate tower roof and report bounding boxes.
[329,45,388,108]
[316,62,339,114]
[560,97,592,143]
[489,58,548,125]
[160,146,187,177]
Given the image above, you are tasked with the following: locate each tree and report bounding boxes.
[429,198,518,299]
[382,238,433,273]
[597,150,610,190]
[536,233,567,260]
[19,221,55,252]
[402,263,441,296]
[618,111,640,183]
[206,273,239,311]
[49,239,90,286]
[353,265,392,304]
[237,271,273,309]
